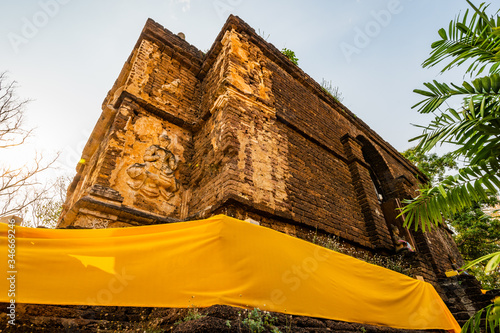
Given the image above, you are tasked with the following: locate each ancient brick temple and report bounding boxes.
[47,15,492,329]
[58,15,459,281]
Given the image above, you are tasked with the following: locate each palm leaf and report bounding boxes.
[408,3,500,332]
[462,251,500,272]
[422,2,500,76]
[400,164,500,230]
[462,303,500,333]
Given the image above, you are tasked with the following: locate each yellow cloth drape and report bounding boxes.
[0,215,460,332]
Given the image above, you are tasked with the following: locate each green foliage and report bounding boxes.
[464,251,500,275]
[403,146,500,287]
[320,79,344,103]
[402,147,458,184]
[174,306,206,325]
[466,264,500,290]
[242,308,281,333]
[451,197,500,260]
[401,2,500,330]
[449,197,500,289]
[462,302,500,333]
[421,1,500,76]
[281,48,299,66]
[401,1,500,232]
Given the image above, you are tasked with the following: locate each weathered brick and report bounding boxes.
[52,15,490,326]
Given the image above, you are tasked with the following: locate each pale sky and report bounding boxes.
[0,0,476,178]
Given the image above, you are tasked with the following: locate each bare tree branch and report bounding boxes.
[0,72,60,220]
[0,72,32,148]
[0,153,60,218]
[23,174,71,228]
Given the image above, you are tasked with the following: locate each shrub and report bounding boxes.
[281,48,298,65]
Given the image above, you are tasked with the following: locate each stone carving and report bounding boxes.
[73,217,110,229]
[126,132,180,200]
[92,218,110,229]
[161,79,181,96]
[155,79,182,105]
[390,224,415,253]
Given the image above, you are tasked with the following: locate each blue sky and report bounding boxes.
[0,0,476,175]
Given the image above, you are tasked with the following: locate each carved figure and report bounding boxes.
[390,224,415,253]
[126,132,180,200]
[162,79,181,94]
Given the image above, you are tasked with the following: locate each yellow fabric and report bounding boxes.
[0,214,460,332]
[445,270,459,277]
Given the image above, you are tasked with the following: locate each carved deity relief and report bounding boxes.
[126,132,180,201]
[155,78,182,106]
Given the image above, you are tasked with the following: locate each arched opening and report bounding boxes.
[356,136,417,252]
[357,136,393,202]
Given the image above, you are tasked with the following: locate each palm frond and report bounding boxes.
[400,163,500,231]
[462,251,500,273]
[408,3,500,332]
[423,2,500,76]
[411,77,500,161]
[413,74,500,114]
[461,303,499,333]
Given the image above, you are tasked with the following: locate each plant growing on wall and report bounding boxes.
[320,79,344,103]
[281,48,299,65]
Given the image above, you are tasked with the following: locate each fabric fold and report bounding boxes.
[0,214,460,332]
